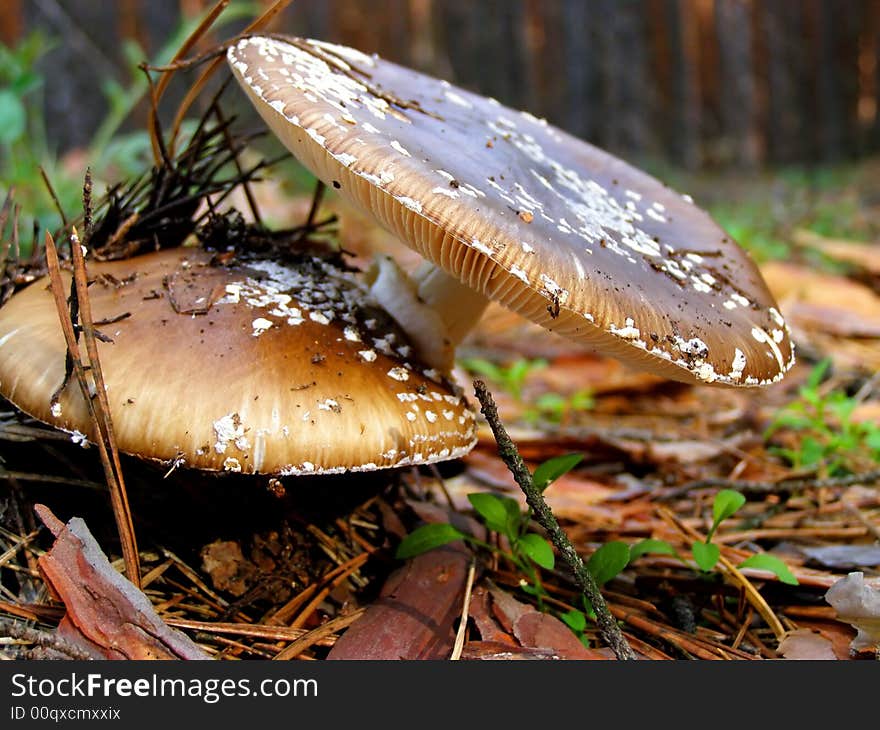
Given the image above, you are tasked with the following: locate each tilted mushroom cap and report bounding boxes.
[228,35,795,387]
[0,248,476,475]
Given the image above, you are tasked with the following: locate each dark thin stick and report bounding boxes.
[81,168,93,240]
[38,167,68,228]
[167,0,296,158]
[301,180,326,236]
[0,189,13,238]
[0,619,94,660]
[213,103,262,226]
[472,379,636,661]
[148,0,232,167]
[658,467,880,501]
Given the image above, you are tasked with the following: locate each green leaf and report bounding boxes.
[738,554,799,585]
[395,523,464,559]
[630,538,678,561]
[587,541,630,586]
[691,541,721,572]
[560,609,587,633]
[460,357,503,382]
[570,389,595,411]
[535,392,567,410]
[864,427,880,452]
[713,489,746,527]
[532,453,584,492]
[0,89,26,144]
[518,534,555,570]
[519,581,543,597]
[467,492,520,537]
[805,357,832,391]
[802,436,828,466]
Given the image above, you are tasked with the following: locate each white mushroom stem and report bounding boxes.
[365,255,490,373]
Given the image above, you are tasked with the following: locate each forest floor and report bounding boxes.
[1,145,879,661]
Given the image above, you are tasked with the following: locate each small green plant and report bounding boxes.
[459,357,547,402]
[460,357,593,426]
[398,474,798,643]
[397,452,584,592]
[0,31,84,229]
[709,202,791,263]
[397,451,643,645]
[522,388,594,425]
[627,490,798,584]
[396,454,585,612]
[765,359,880,477]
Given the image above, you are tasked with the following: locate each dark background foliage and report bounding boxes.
[4,0,879,171]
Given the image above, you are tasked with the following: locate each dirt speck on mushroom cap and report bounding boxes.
[0,248,476,475]
[228,35,795,387]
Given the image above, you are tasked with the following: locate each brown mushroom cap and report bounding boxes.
[228,35,795,387]
[0,248,476,475]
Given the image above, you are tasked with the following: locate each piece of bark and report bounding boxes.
[327,543,471,660]
[34,504,211,660]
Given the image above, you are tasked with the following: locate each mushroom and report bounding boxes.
[0,247,477,475]
[227,35,795,386]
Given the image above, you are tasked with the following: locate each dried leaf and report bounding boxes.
[792,229,880,275]
[513,612,609,660]
[762,262,880,338]
[489,587,609,660]
[468,586,517,644]
[777,628,837,660]
[200,540,256,597]
[459,641,564,660]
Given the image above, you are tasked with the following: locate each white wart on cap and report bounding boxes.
[0,248,476,475]
[227,35,795,387]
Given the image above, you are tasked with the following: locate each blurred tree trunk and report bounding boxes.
[561,0,599,142]
[662,0,702,168]
[6,0,879,170]
[0,0,24,47]
[758,0,811,164]
[596,0,650,157]
[521,2,562,129]
[809,0,863,161]
[714,0,759,167]
[431,0,531,111]
[873,0,880,151]
[284,0,332,40]
[23,0,125,153]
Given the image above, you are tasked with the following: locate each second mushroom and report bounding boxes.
[228,35,794,388]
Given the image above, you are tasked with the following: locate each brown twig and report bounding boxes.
[0,618,94,660]
[658,468,880,501]
[43,230,141,587]
[656,506,786,641]
[213,103,262,226]
[472,379,636,661]
[38,167,68,228]
[166,0,296,159]
[148,0,232,167]
[272,608,366,660]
